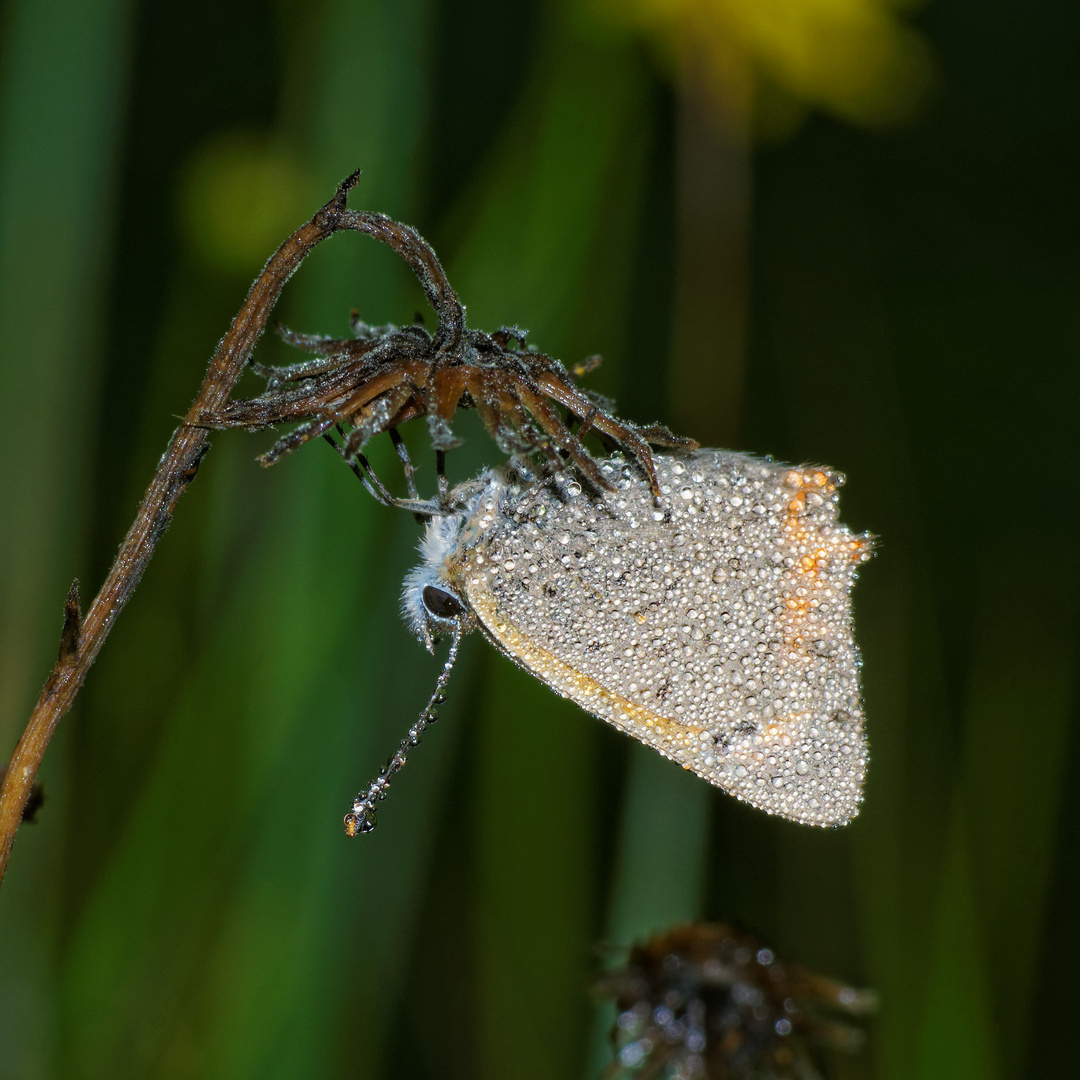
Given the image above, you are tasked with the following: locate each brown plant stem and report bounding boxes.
[0,170,427,887]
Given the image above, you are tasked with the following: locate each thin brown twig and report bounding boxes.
[0,170,412,886]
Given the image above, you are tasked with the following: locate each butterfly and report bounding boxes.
[381,450,874,829]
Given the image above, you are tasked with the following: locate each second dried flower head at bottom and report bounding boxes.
[596,922,877,1080]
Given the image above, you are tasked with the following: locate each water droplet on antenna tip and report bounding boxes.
[344,809,378,836]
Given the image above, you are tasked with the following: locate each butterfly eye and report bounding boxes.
[422,585,464,620]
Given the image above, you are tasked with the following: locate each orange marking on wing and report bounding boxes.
[777,469,851,656]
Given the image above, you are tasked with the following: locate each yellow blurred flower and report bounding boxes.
[178,132,311,274]
[592,0,932,133]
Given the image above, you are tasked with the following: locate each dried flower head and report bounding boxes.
[596,922,876,1080]
[198,212,694,504]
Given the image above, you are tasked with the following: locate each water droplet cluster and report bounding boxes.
[440,450,872,826]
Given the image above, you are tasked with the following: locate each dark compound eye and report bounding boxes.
[422,585,464,620]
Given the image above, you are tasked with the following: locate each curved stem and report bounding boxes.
[340,210,465,354]
[0,171,371,886]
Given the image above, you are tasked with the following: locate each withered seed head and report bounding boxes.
[596,922,876,1080]
[196,210,694,501]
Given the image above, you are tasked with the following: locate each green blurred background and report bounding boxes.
[1,0,1077,1077]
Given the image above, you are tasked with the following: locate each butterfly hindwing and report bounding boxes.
[447,451,872,827]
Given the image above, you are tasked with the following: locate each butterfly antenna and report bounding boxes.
[344,622,463,836]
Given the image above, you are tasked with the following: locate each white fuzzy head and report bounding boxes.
[400,512,469,651]
[401,467,521,651]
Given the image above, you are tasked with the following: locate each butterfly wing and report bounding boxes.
[448,451,873,826]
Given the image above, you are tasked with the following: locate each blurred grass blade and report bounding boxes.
[915,814,1001,1080]
[0,0,134,772]
[916,550,1077,1078]
[588,748,709,1079]
[0,0,135,1074]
